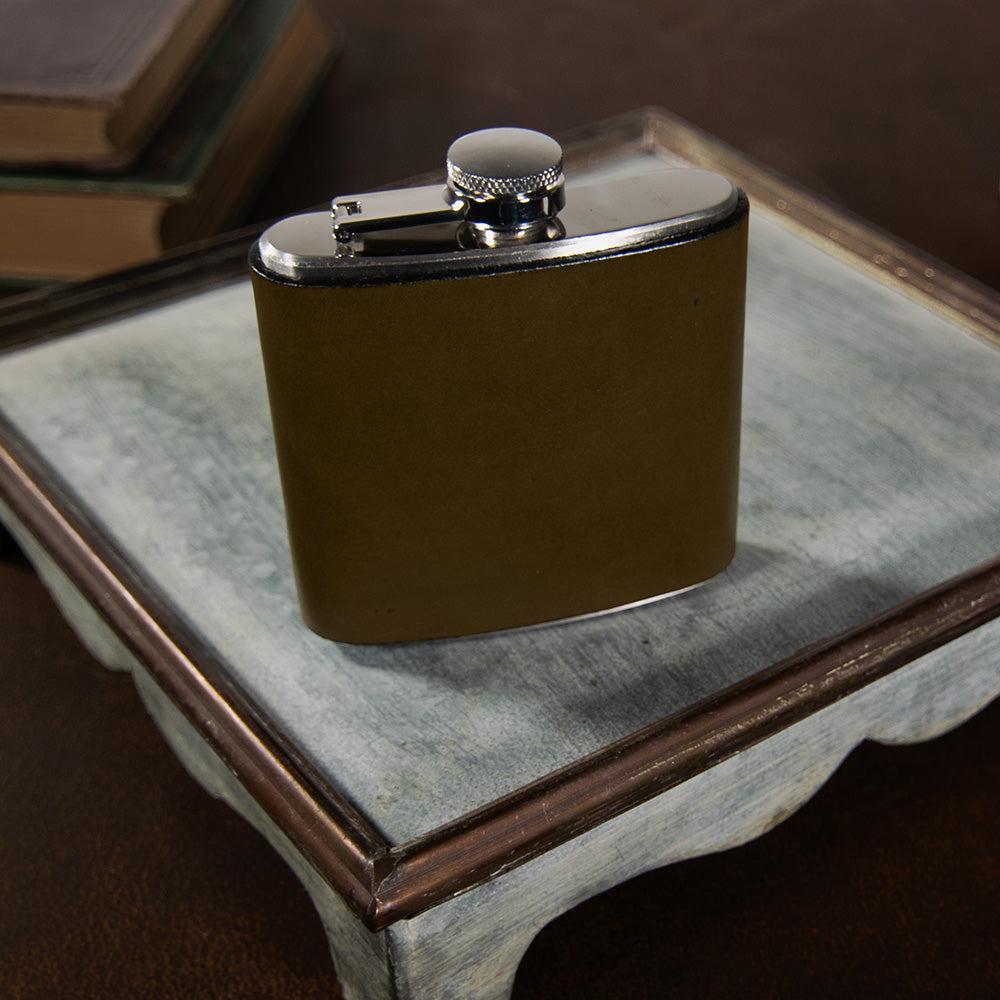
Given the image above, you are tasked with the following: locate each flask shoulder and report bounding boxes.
[251,168,746,287]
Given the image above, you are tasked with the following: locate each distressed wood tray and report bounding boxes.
[1,108,999,999]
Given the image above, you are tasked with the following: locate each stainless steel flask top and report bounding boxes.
[444,127,565,246]
[328,127,566,249]
[253,127,741,284]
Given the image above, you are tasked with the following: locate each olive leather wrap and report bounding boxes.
[251,208,747,642]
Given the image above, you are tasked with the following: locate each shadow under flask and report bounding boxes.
[250,128,748,643]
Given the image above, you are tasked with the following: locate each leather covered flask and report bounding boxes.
[250,128,748,643]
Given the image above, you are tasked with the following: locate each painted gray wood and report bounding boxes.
[2,505,995,999]
[0,206,998,844]
[1,152,999,996]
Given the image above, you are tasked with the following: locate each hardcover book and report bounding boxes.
[0,0,237,169]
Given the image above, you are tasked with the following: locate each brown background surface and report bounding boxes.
[2,2,999,997]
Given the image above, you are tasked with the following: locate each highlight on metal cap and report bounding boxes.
[446,128,564,200]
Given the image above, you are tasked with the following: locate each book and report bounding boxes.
[0,0,239,170]
[0,0,337,283]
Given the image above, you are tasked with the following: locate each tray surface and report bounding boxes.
[1,151,998,850]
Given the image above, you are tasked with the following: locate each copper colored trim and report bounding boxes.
[640,109,1000,347]
[2,109,1000,933]
[0,229,258,355]
[372,552,1000,925]
[0,421,388,921]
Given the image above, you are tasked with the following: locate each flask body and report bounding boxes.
[251,203,747,643]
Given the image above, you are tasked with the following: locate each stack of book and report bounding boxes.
[0,0,337,283]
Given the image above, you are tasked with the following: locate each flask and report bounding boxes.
[250,127,748,642]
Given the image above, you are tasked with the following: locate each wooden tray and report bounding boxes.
[1,108,999,999]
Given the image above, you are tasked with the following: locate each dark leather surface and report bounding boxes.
[2,2,999,996]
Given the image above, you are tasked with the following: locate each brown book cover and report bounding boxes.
[0,0,238,169]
